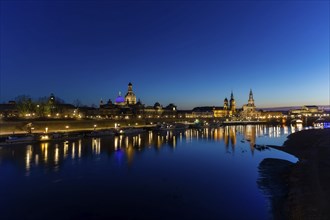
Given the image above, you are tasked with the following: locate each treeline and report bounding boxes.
[13,95,67,118]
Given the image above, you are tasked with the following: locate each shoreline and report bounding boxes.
[261,128,330,219]
[0,118,286,136]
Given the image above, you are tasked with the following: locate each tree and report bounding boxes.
[15,95,35,116]
[35,95,65,117]
[36,96,51,117]
[73,99,82,108]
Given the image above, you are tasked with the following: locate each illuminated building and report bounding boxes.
[240,89,261,119]
[229,91,236,113]
[213,92,236,118]
[191,107,214,118]
[0,101,18,118]
[125,82,137,105]
[259,111,283,120]
[115,92,126,106]
[242,89,256,112]
[289,105,325,117]
[97,83,177,119]
[224,98,228,110]
[143,102,164,118]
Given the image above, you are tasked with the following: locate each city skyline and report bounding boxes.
[2,82,329,111]
[1,1,329,109]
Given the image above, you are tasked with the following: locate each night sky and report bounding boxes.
[1,0,329,109]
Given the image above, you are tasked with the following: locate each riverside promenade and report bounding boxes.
[0,118,279,136]
[0,119,159,136]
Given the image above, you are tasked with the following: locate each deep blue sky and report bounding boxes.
[1,0,329,109]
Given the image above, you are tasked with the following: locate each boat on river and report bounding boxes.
[291,119,303,125]
[155,123,188,131]
[313,117,330,128]
[115,127,146,136]
[86,129,115,137]
[5,135,37,144]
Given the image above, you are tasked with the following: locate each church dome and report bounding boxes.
[115,94,125,103]
[125,82,136,104]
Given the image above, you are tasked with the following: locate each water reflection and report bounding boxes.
[38,143,45,167]
[92,138,101,155]
[0,125,297,174]
[78,140,82,158]
[72,141,75,159]
[25,145,32,173]
[290,124,303,133]
[64,142,68,159]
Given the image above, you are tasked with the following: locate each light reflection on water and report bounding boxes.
[0,125,300,220]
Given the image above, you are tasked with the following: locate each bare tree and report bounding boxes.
[73,99,82,108]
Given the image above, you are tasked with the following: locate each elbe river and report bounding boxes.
[0,125,299,220]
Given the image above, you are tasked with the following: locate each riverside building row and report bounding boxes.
[0,83,328,121]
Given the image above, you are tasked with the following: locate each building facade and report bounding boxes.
[289,105,324,117]
[213,92,237,118]
[240,89,260,119]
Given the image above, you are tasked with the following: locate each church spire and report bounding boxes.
[248,89,254,106]
[229,91,236,113]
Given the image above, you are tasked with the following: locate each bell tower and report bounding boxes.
[248,89,255,106]
[229,91,236,113]
[224,98,228,110]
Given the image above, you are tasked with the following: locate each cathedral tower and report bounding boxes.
[224,98,228,110]
[248,89,255,106]
[229,91,236,113]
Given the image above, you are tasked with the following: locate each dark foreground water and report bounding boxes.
[0,125,299,220]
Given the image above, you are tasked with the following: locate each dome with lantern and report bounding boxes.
[115,92,125,104]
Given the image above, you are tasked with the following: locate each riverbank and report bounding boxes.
[0,119,161,136]
[0,118,283,136]
[262,129,330,219]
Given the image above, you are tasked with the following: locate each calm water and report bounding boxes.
[0,125,299,220]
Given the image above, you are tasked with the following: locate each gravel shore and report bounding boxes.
[260,129,330,220]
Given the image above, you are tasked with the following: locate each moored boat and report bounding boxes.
[313,117,330,129]
[5,135,37,144]
[291,119,303,125]
[86,129,115,137]
[155,123,188,131]
[115,127,146,136]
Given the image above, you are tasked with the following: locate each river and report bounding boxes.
[0,125,299,220]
